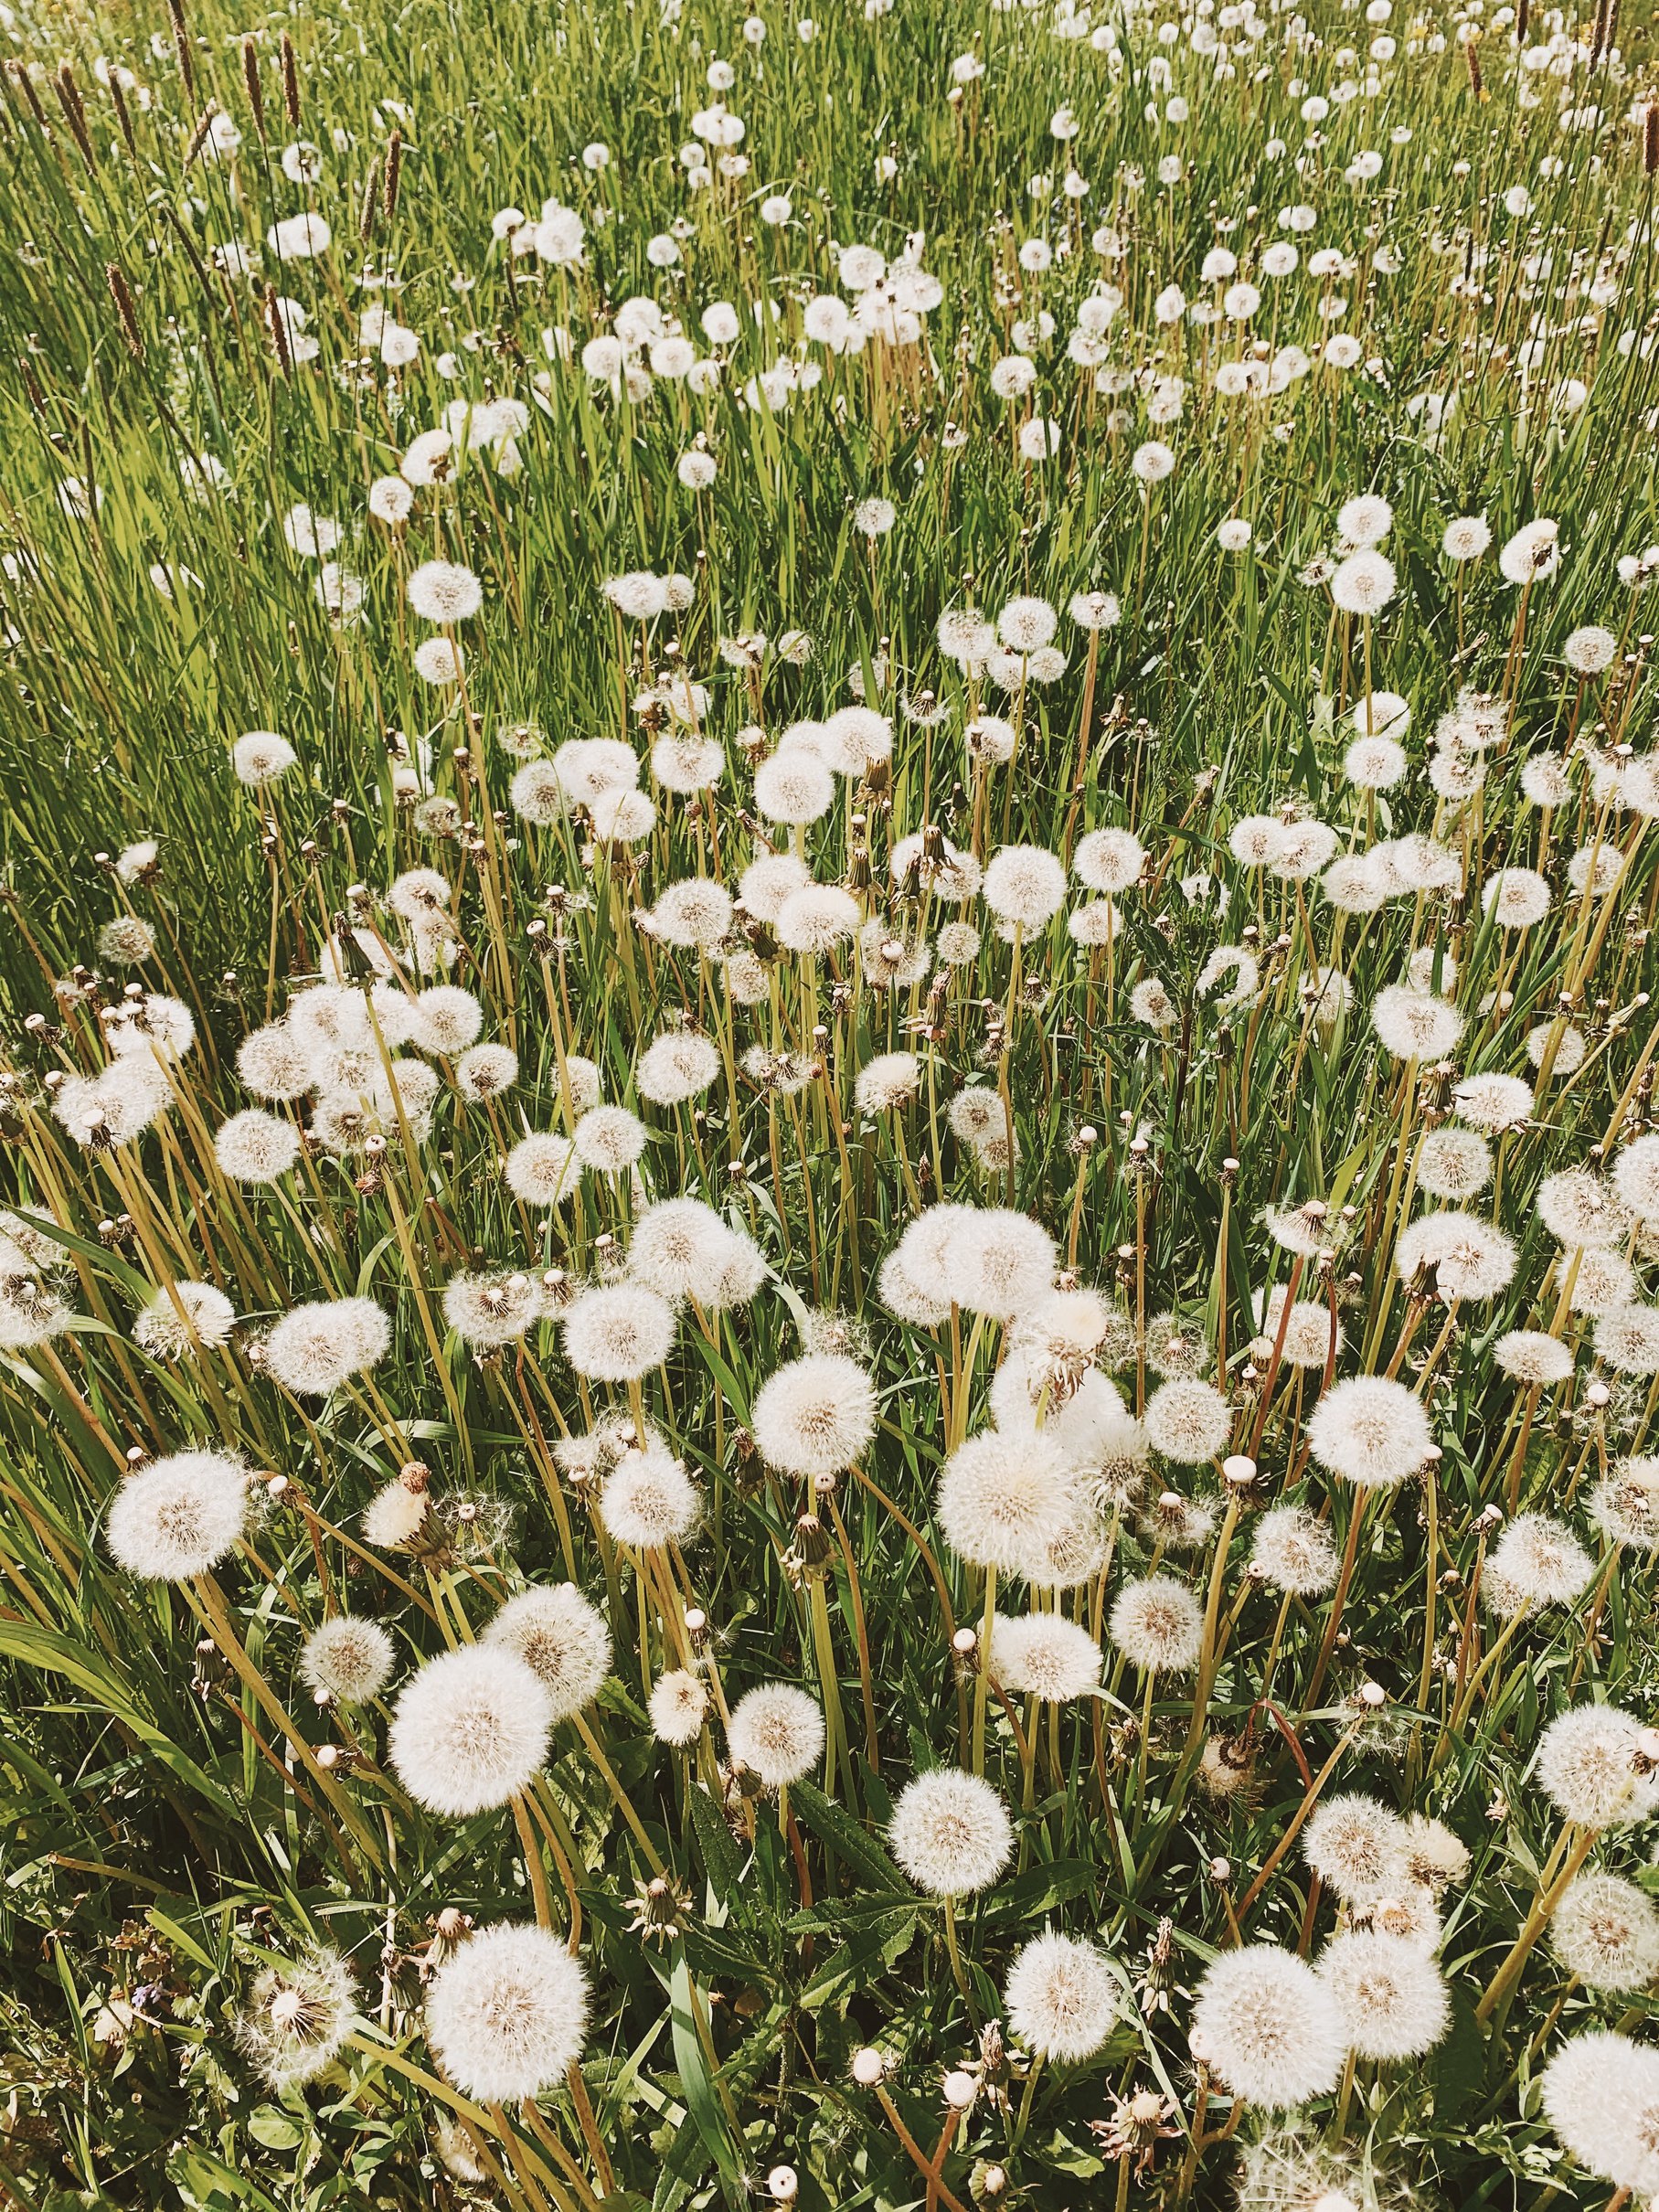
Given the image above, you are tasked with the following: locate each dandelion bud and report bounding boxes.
[766,2168,797,2204]
[851,2047,886,2086]
[1222,1453,1257,1488]
[942,2070,977,2111]
[1209,1856,1231,1882]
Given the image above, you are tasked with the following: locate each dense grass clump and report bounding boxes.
[3,0,1659,2206]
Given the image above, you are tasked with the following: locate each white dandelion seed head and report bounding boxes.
[562,1285,675,1382]
[1484,1515,1594,1617]
[990,1611,1102,1702]
[599,1444,700,1548]
[1251,1505,1340,1596]
[1392,1210,1516,1303]
[505,1133,578,1207]
[1144,1377,1231,1464]
[573,1105,647,1173]
[649,1668,710,1745]
[106,1450,249,1580]
[1004,1933,1118,2061]
[1109,1575,1203,1675]
[237,1949,356,2090]
[727,1684,824,1788]
[984,845,1067,931]
[1317,1930,1449,2062]
[1536,1704,1659,1829]
[300,1614,396,1704]
[485,1584,611,1720]
[388,1645,552,1815]
[1305,1375,1432,1489]
[1552,1872,1659,1992]
[425,1923,588,2102]
[937,1426,1079,1577]
[1072,827,1145,894]
[750,1352,877,1477]
[117,1259,229,1358]
[888,1768,1013,1895]
[636,1029,721,1106]
[1193,1947,1346,2108]
[264,1297,391,1397]
[1303,1795,1411,1900]
[1540,2031,1659,2197]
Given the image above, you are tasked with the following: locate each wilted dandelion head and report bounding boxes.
[425,1924,588,2102]
[1190,1946,1346,2107]
[388,1644,551,1815]
[485,1584,611,1720]
[300,1614,396,1705]
[888,1768,1012,1896]
[727,1684,824,1788]
[106,1450,248,1581]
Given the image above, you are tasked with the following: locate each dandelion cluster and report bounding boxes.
[5,1,1659,2205]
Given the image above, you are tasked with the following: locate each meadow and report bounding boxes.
[1,0,1658,2204]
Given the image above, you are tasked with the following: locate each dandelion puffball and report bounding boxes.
[425,1923,589,2101]
[1191,1945,1347,2107]
[750,1353,877,1477]
[726,1684,824,1788]
[888,1769,1013,1896]
[106,1450,248,1581]
[388,1644,552,1815]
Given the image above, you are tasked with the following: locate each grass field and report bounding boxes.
[2,0,1659,2204]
